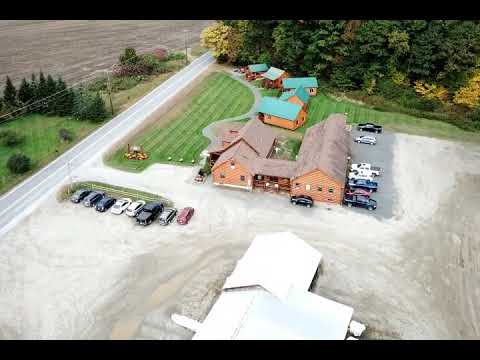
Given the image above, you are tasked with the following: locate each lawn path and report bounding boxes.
[201,72,262,147]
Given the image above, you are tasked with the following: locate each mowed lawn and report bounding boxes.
[0,114,99,194]
[107,72,254,172]
[300,93,480,142]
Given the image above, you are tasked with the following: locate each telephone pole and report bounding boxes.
[106,70,114,115]
[184,29,189,65]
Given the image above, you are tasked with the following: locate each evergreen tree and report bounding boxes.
[3,76,17,108]
[17,78,34,105]
[89,92,108,122]
[36,71,48,113]
[53,77,74,116]
[30,73,38,101]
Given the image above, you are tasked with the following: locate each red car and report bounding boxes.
[345,188,371,197]
[177,207,194,225]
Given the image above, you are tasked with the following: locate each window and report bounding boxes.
[271,176,278,182]
[256,175,263,180]
[240,175,245,181]
[328,187,334,193]
[318,186,323,192]
[295,183,300,189]
[310,88,314,93]
[230,161,235,169]
[220,173,225,179]
[306,184,311,191]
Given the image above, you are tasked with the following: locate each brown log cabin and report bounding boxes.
[207,114,350,204]
[261,67,289,89]
[245,63,269,81]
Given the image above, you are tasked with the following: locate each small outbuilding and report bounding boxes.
[245,63,269,81]
[257,96,307,130]
[279,86,310,109]
[283,77,319,96]
[262,66,289,89]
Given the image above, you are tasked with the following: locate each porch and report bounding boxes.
[253,174,291,194]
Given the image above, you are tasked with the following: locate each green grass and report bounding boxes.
[300,92,480,142]
[106,72,255,172]
[0,114,100,194]
[59,181,173,206]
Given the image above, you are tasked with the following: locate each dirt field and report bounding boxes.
[0,128,479,339]
[0,20,213,85]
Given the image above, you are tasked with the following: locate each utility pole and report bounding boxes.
[184,29,189,65]
[106,70,114,115]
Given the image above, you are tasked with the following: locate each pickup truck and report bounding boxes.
[348,178,378,192]
[357,123,383,133]
[348,170,374,181]
[343,194,377,211]
[350,163,381,176]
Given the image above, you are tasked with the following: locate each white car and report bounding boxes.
[125,200,146,217]
[350,163,381,176]
[354,135,377,145]
[348,170,375,181]
[110,197,132,215]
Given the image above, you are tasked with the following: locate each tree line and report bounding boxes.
[201,20,480,127]
[0,72,108,122]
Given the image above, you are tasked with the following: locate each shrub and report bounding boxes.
[0,129,25,147]
[73,91,108,122]
[7,153,31,174]
[202,161,212,175]
[119,47,138,65]
[167,52,187,61]
[59,128,74,142]
[138,53,168,74]
[151,48,168,61]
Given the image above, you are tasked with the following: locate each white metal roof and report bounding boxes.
[192,232,354,340]
[223,232,322,300]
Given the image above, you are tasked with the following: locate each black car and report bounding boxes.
[95,196,117,212]
[136,202,164,226]
[290,195,314,208]
[70,189,91,203]
[83,191,105,207]
[343,194,377,211]
[347,179,378,193]
[158,208,178,226]
[357,123,383,133]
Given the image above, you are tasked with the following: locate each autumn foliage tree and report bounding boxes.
[453,69,480,109]
[201,22,243,63]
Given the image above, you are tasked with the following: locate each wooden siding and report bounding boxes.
[212,160,253,190]
[262,72,290,89]
[287,95,307,110]
[290,169,345,204]
[260,108,307,131]
[284,87,317,96]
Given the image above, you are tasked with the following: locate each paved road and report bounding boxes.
[0,52,215,236]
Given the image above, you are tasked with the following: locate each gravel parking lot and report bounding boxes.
[350,129,397,220]
[0,132,479,340]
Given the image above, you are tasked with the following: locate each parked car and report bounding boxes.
[125,200,146,217]
[136,202,164,226]
[70,188,91,204]
[345,188,372,197]
[83,191,105,207]
[111,198,132,215]
[343,194,377,211]
[354,135,377,145]
[95,196,117,212]
[348,170,375,181]
[357,123,382,133]
[290,195,314,208]
[350,163,381,176]
[195,169,206,183]
[177,207,195,225]
[347,179,378,193]
[158,208,178,226]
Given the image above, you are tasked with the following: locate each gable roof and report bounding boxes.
[248,63,268,73]
[212,141,258,174]
[283,77,318,89]
[294,113,350,182]
[228,118,276,157]
[223,232,322,299]
[253,158,297,179]
[257,97,302,121]
[279,86,310,104]
[263,67,286,81]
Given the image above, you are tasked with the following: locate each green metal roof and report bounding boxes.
[263,67,285,81]
[248,63,268,73]
[256,97,302,121]
[283,77,318,89]
[279,86,310,104]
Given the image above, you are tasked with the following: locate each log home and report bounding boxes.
[279,86,310,110]
[283,77,319,96]
[245,63,269,81]
[257,97,307,131]
[262,67,289,89]
[208,114,350,205]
